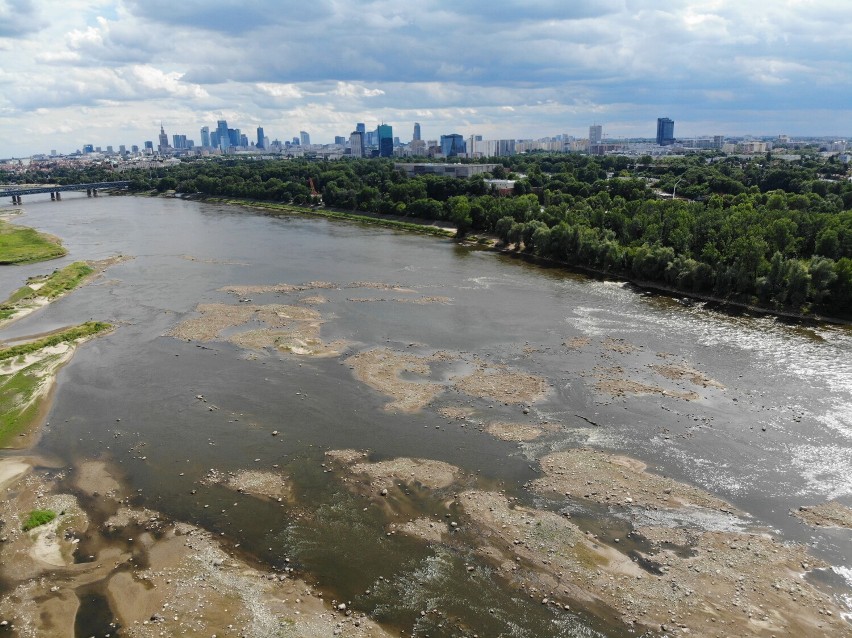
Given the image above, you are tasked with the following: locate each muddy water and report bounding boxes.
[2,192,851,635]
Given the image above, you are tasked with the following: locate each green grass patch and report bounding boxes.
[0,321,111,362]
[27,262,94,299]
[0,220,67,264]
[0,322,111,447]
[0,362,43,446]
[0,262,94,318]
[22,509,56,531]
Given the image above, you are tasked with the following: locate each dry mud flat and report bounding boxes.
[0,458,393,638]
[327,448,852,637]
[793,501,852,529]
[346,348,549,413]
[168,302,345,356]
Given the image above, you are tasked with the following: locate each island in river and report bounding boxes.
[0,192,850,637]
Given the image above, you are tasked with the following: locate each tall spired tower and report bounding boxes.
[158,123,169,152]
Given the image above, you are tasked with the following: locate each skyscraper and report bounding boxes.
[158,124,169,152]
[200,126,210,148]
[256,127,264,149]
[350,130,364,158]
[216,120,229,150]
[440,133,465,157]
[356,123,366,135]
[300,131,310,146]
[656,118,675,146]
[377,124,393,158]
[413,122,421,141]
[589,124,602,145]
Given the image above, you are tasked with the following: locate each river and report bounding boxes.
[1,192,851,637]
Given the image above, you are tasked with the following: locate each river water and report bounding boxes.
[2,192,851,636]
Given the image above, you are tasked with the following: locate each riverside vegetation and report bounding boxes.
[19,152,852,318]
[0,219,67,264]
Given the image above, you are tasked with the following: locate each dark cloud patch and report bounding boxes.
[0,0,45,38]
[124,0,334,34]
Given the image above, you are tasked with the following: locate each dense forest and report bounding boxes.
[18,152,852,317]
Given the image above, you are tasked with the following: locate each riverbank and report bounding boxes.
[0,321,112,448]
[196,195,457,238]
[161,193,850,326]
[495,247,852,327]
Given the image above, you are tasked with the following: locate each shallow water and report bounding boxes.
[2,192,851,635]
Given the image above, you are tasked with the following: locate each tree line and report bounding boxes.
[24,152,852,317]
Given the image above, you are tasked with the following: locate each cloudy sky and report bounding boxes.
[1,0,850,157]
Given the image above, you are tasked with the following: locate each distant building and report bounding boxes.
[413,122,421,141]
[200,126,210,147]
[350,131,365,158]
[377,124,393,158]
[395,163,499,178]
[334,135,346,145]
[589,124,602,145]
[216,120,229,150]
[656,118,675,146]
[256,127,264,149]
[440,133,466,157]
[158,124,169,152]
[172,134,187,149]
[83,144,94,154]
[300,131,310,146]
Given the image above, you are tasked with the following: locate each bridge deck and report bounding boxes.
[0,181,131,197]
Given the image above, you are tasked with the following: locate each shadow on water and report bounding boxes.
[74,585,120,638]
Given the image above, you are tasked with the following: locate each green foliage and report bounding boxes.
[0,262,94,317]
[0,220,67,264]
[0,322,111,362]
[94,153,852,318]
[22,509,56,531]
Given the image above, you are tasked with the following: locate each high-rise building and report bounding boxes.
[589,124,602,145]
[377,124,393,158]
[413,122,421,141]
[350,131,365,158]
[144,141,154,154]
[172,134,187,149]
[300,131,310,146]
[83,144,94,154]
[216,120,229,150]
[356,123,366,135]
[440,133,466,157]
[334,136,346,145]
[158,124,169,152]
[256,127,264,149]
[131,145,139,153]
[656,118,675,146]
[200,126,211,148]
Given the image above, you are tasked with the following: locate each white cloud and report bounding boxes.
[1,0,851,156]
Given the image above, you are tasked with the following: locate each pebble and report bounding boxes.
[380,488,388,496]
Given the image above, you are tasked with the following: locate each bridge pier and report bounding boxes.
[56,192,61,200]
[11,195,21,205]
[93,189,98,197]
[87,189,92,197]
[50,192,56,201]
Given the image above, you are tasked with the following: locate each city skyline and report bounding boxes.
[1,1,852,158]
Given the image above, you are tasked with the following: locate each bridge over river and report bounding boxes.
[1,181,130,203]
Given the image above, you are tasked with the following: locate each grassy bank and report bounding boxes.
[0,261,94,321]
[207,197,456,238]
[0,220,67,264]
[0,321,111,447]
[0,321,110,362]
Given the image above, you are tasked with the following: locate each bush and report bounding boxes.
[22,509,56,531]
